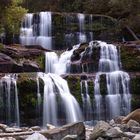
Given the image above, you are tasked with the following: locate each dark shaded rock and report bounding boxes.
[22,61,39,72]
[71,43,89,62]
[0,45,45,72]
[24,45,51,52]
[0,46,44,59]
[0,53,22,73]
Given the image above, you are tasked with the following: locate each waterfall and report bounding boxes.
[20,13,35,46]
[99,41,119,72]
[55,44,80,75]
[89,15,93,41]
[0,74,20,126]
[45,52,58,73]
[20,12,52,49]
[38,73,82,127]
[106,71,131,119]
[77,13,87,43]
[92,41,131,120]
[80,80,92,120]
[36,43,82,127]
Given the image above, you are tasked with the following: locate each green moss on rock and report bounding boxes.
[35,54,45,71]
[120,46,140,71]
[65,75,82,106]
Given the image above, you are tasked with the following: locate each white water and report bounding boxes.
[0,74,20,126]
[92,41,131,119]
[45,52,58,73]
[80,80,92,120]
[77,13,87,43]
[94,73,102,120]
[38,73,82,127]
[99,41,119,72]
[106,71,131,119]
[20,12,52,49]
[55,44,80,75]
[20,13,35,46]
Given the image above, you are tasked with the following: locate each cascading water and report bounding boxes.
[36,12,52,49]
[59,40,131,121]
[106,71,131,119]
[77,13,87,43]
[38,73,82,127]
[55,44,80,75]
[93,41,131,120]
[45,52,58,73]
[20,12,52,49]
[20,13,34,46]
[80,80,92,120]
[89,15,93,41]
[0,74,20,126]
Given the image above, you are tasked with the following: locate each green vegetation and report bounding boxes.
[120,45,140,71]
[21,0,140,37]
[0,0,27,40]
[66,75,82,106]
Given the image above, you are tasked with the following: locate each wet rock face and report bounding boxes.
[0,45,45,73]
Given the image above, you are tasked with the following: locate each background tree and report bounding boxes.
[0,0,27,44]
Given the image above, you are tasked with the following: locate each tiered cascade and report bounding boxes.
[20,12,52,49]
[20,12,118,50]
[58,40,131,121]
[94,41,131,120]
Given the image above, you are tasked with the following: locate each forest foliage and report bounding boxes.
[1,0,140,39]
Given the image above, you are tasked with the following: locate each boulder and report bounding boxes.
[22,61,39,72]
[124,132,136,139]
[130,126,140,133]
[89,121,111,140]
[41,122,85,140]
[26,132,47,140]
[0,124,8,132]
[132,134,140,140]
[127,120,139,128]
[104,127,124,138]
[122,109,140,124]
